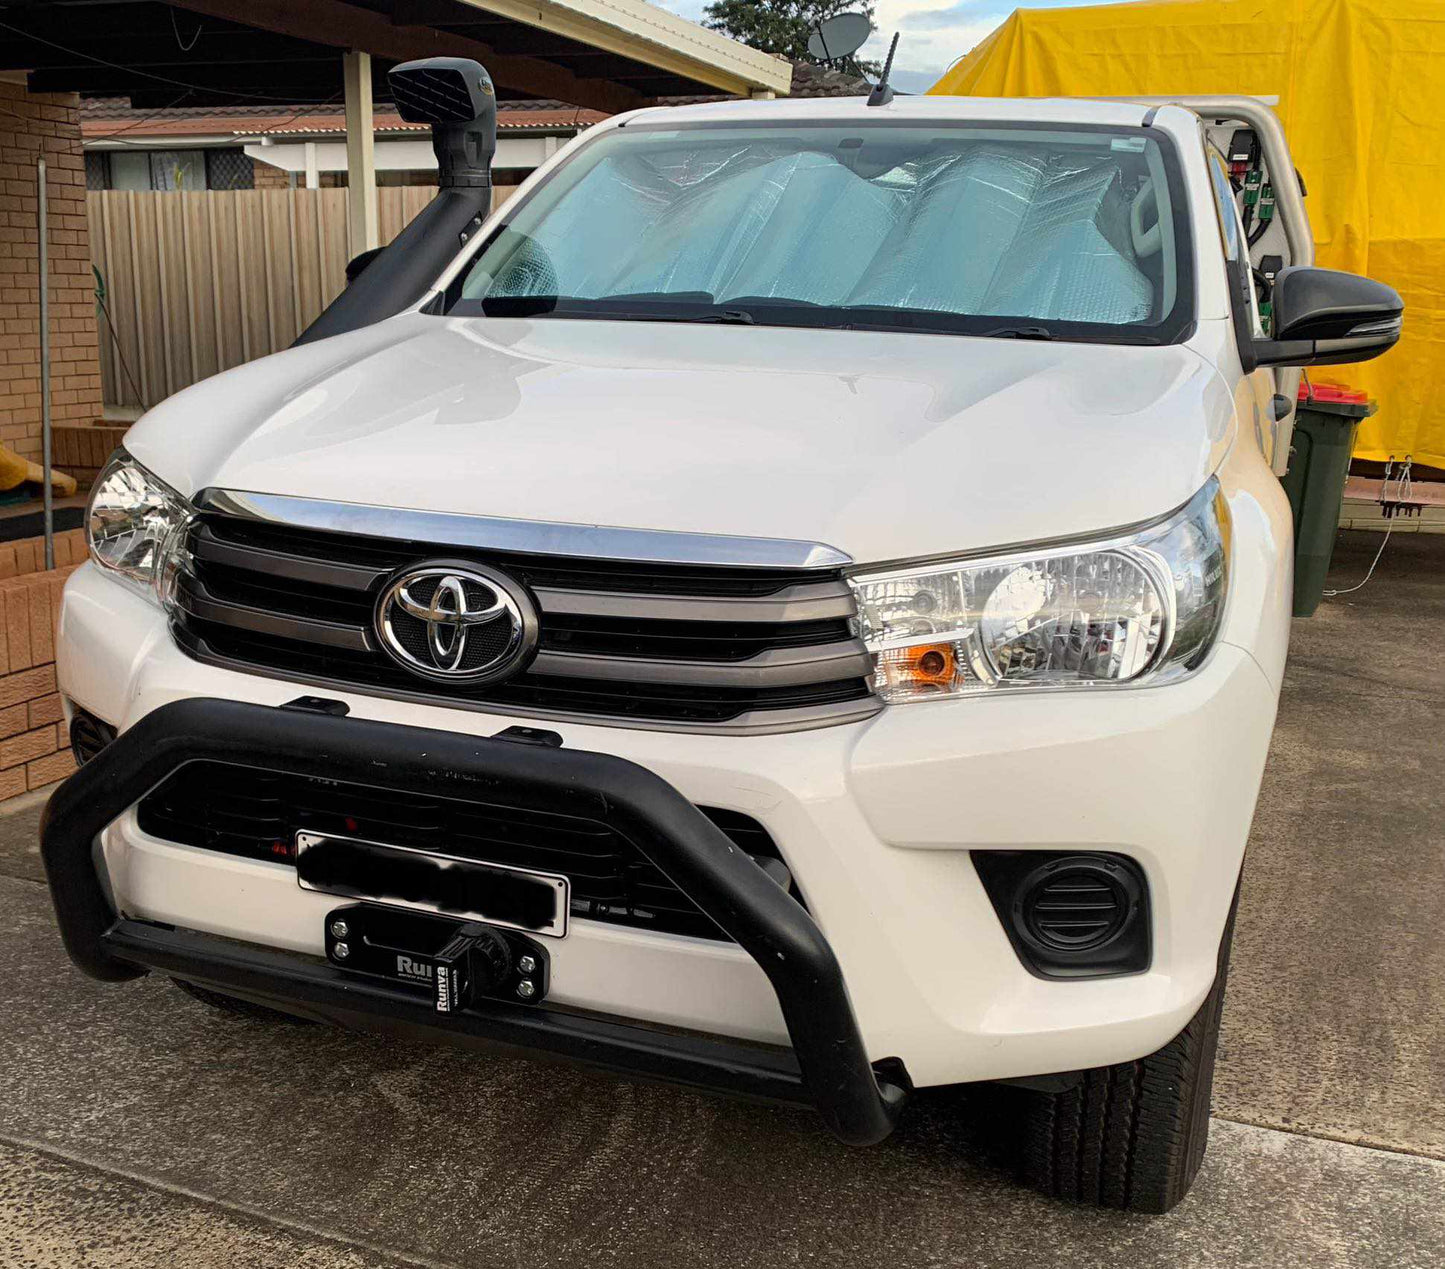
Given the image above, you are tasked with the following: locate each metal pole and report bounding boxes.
[37,157,54,571]
[343,50,379,252]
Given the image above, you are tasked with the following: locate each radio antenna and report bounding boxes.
[867,32,899,107]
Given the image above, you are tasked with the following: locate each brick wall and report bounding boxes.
[0,561,78,798]
[54,422,125,486]
[252,161,291,190]
[0,78,104,463]
[252,163,348,190]
[0,527,85,579]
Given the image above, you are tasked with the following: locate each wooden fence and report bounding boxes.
[87,187,509,409]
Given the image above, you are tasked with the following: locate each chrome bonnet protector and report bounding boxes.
[196,489,853,570]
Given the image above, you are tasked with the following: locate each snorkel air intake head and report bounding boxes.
[389,57,498,190]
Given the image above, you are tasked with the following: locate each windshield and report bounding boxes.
[446,121,1192,344]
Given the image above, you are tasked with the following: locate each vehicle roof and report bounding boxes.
[619,95,1154,130]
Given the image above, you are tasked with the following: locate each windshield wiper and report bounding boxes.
[477,293,761,324]
[479,297,761,326]
[682,309,755,325]
[564,309,757,326]
[979,322,1164,346]
[981,324,1057,340]
[472,296,1159,342]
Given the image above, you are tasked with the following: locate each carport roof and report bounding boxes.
[78,97,604,142]
[0,0,791,115]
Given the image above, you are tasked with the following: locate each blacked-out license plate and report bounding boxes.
[294,832,568,937]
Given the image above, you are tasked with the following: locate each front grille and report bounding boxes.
[171,510,878,733]
[137,761,796,942]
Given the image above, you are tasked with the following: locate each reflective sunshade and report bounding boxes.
[450,122,1191,343]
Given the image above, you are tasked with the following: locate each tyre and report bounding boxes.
[171,977,312,1024]
[1018,885,1239,1214]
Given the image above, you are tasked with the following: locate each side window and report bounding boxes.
[1207,147,1264,339]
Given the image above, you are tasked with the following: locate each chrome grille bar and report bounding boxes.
[531,581,857,623]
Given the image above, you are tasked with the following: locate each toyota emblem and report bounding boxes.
[374,563,536,683]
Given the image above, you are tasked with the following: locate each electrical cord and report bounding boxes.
[92,267,148,411]
[169,9,202,54]
[82,91,195,146]
[1322,458,1412,598]
[1323,519,1393,598]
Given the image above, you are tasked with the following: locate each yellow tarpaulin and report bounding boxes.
[930,0,1445,469]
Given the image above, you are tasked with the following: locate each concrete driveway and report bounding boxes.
[1,530,1441,1268]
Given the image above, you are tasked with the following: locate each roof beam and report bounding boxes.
[439,0,790,97]
[9,50,343,75]
[26,64,347,98]
[0,29,336,72]
[170,0,648,114]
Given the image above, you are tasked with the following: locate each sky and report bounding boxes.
[652,0,1107,95]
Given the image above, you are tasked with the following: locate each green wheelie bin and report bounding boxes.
[1280,382,1376,617]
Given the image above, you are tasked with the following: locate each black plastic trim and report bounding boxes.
[972,851,1152,979]
[40,698,906,1145]
[67,706,116,765]
[174,571,372,653]
[107,918,813,1105]
[189,522,387,592]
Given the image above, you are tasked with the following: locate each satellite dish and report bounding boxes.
[808,12,873,63]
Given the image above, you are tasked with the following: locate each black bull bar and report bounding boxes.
[40,698,908,1145]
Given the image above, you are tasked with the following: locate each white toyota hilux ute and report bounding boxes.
[45,73,1402,1214]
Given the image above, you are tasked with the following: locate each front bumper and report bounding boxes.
[58,562,1280,1090]
[42,696,907,1145]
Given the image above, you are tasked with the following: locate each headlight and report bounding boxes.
[849,480,1229,704]
[86,450,190,603]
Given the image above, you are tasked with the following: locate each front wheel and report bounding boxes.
[1018,888,1238,1214]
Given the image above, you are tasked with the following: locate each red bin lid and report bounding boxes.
[1297,381,1371,405]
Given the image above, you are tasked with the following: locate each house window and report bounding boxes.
[148,150,206,190]
[205,149,254,190]
[84,148,255,191]
[108,151,151,191]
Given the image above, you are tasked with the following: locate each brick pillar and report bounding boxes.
[252,160,293,190]
[0,79,103,463]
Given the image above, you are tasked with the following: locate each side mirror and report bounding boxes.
[1254,266,1402,367]
[345,247,384,285]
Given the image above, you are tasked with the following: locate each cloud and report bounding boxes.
[899,3,1009,33]
[861,2,1010,87]
[867,0,1114,80]
[890,67,947,93]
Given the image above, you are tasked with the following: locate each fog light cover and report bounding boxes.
[973,851,1150,978]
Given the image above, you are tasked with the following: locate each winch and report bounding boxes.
[323,904,550,1014]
